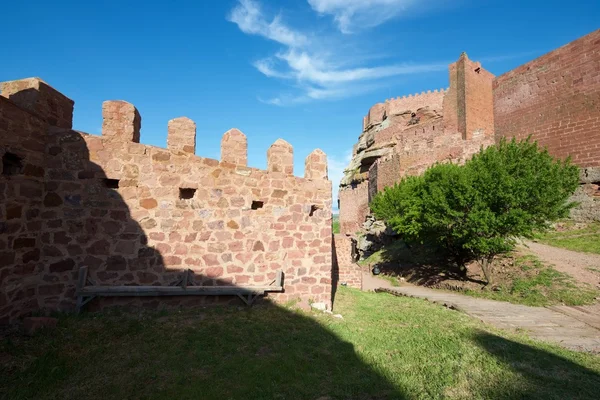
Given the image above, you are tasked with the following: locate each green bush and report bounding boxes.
[371,138,579,283]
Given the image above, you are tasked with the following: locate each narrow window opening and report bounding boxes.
[179,188,196,200]
[103,178,120,189]
[432,125,435,131]
[2,152,23,176]
[251,200,264,210]
[309,204,321,217]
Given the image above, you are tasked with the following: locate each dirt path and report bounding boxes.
[374,283,600,353]
[519,241,600,288]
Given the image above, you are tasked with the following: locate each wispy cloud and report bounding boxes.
[228,0,447,105]
[228,0,308,47]
[308,0,423,34]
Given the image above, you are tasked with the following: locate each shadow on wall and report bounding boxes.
[472,332,600,399]
[40,129,273,312]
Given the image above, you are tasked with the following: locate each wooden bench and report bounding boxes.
[75,267,284,313]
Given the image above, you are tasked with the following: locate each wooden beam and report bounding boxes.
[182,269,190,289]
[75,266,89,314]
[78,284,283,297]
[274,270,283,287]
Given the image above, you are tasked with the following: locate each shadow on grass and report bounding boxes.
[0,302,407,400]
[368,240,486,287]
[473,331,600,399]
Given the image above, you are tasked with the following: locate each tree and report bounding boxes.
[371,138,579,284]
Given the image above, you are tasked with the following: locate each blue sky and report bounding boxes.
[2,0,599,209]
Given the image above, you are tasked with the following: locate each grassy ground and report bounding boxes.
[535,222,600,254]
[463,255,599,307]
[361,241,598,307]
[2,289,600,400]
[332,214,340,234]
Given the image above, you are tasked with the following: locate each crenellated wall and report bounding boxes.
[363,90,447,131]
[1,78,333,323]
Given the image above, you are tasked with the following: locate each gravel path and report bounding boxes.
[520,241,600,288]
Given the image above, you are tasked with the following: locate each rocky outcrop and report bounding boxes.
[340,105,443,188]
[356,215,399,259]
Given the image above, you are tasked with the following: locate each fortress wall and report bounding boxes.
[1,78,333,323]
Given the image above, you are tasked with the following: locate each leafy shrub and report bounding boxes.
[371,138,579,283]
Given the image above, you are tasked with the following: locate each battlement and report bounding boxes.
[0,77,334,323]
[383,88,448,103]
[1,77,74,129]
[363,89,447,131]
[1,78,328,181]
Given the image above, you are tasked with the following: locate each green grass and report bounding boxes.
[2,289,600,399]
[360,239,598,307]
[536,222,600,254]
[332,214,340,234]
[464,255,599,307]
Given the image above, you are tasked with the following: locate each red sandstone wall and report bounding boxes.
[374,155,402,192]
[332,234,361,290]
[493,29,600,167]
[338,181,369,235]
[341,54,496,235]
[0,97,48,323]
[0,78,333,323]
[395,119,493,178]
[364,90,446,131]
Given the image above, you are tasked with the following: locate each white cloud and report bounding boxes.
[228,0,447,105]
[228,0,308,47]
[271,49,446,86]
[307,0,419,33]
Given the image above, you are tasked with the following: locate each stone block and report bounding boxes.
[267,139,293,175]
[102,100,141,143]
[221,128,247,166]
[167,117,196,154]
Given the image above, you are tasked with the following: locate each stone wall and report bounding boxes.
[0,95,49,322]
[338,181,369,236]
[1,78,333,324]
[332,234,362,290]
[493,28,600,221]
[338,53,495,236]
[493,29,600,168]
[339,29,600,235]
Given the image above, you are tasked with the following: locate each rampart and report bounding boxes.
[493,29,600,221]
[0,78,333,324]
[494,30,600,167]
